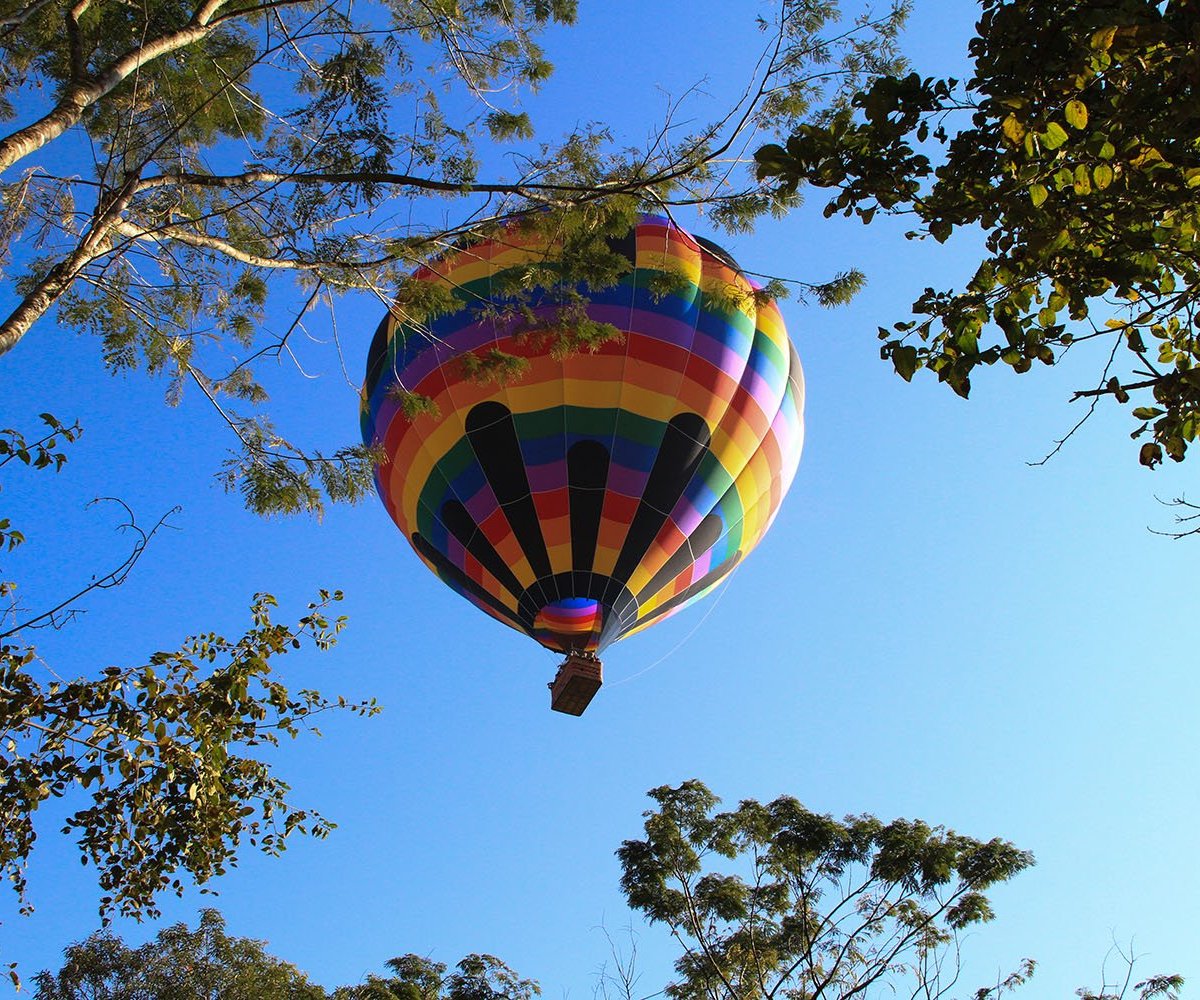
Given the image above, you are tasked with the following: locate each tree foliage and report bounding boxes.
[28,788,1186,1000]
[754,0,1200,467]
[32,911,540,1000]
[0,414,378,976]
[616,780,1035,1000]
[330,953,541,1000]
[32,908,326,999]
[0,0,908,515]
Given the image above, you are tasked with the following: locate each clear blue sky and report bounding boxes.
[2,1,1197,996]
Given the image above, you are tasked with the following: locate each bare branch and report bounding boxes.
[0,499,179,639]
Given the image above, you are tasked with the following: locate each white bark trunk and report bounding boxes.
[0,0,245,174]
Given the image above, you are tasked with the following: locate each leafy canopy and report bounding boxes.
[617,780,1034,1000]
[33,908,326,1000]
[330,953,541,1000]
[29,790,1186,1000]
[754,0,1200,467]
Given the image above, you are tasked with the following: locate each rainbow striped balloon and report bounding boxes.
[361,215,804,658]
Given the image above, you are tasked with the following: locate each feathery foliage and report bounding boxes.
[0,0,908,515]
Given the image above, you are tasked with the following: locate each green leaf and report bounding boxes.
[1090,25,1117,51]
[1041,122,1069,150]
[1065,100,1088,130]
[1001,114,1026,144]
[891,345,920,381]
[929,220,952,242]
[1029,184,1049,208]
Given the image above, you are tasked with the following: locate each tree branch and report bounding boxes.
[0,0,55,36]
[0,499,179,639]
[136,166,667,198]
[109,219,347,273]
[0,0,317,174]
[0,171,141,356]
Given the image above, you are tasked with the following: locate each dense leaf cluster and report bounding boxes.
[617,780,1033,1000]
[31,909,541,1000]
[0,0,583,516]
[0,589,375,921]
[330,952,541,1000]
[755,0,1200,466]
[33,908,326,999]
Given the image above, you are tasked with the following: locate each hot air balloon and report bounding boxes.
[361,214,804,715]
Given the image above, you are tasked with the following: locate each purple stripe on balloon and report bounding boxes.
[397,322,495,386]
[526,459,568,492]
[740,367,782,416]
[671,500,706,537]
[463,481,501,523]
[547,602,601,622]
[373,401,402,447]
[623,307,699,350]
[605,462,650,498]
[586,302,637,332]
[689,328,752,380]
[445,535,467,573]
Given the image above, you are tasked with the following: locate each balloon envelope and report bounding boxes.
[361,215,804,658]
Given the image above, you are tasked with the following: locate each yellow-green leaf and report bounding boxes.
[1065,100,1088,129]
[1042,121,1069,150]
[1093,163,1114,189]
[1073,164,1092,194]
[1131,145,1164,168]
[1002,114,1026,144]
[1029,184,1049,208]
[1090,25,1117,51]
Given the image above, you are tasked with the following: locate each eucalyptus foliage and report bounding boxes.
[617,780,1034,1000]
[330,953,541,1000]
[754,0,1200,467]
[28,796,1187,1000]
[33,912,539,1000]
[0,0,907,516]
[33,908,326,999]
